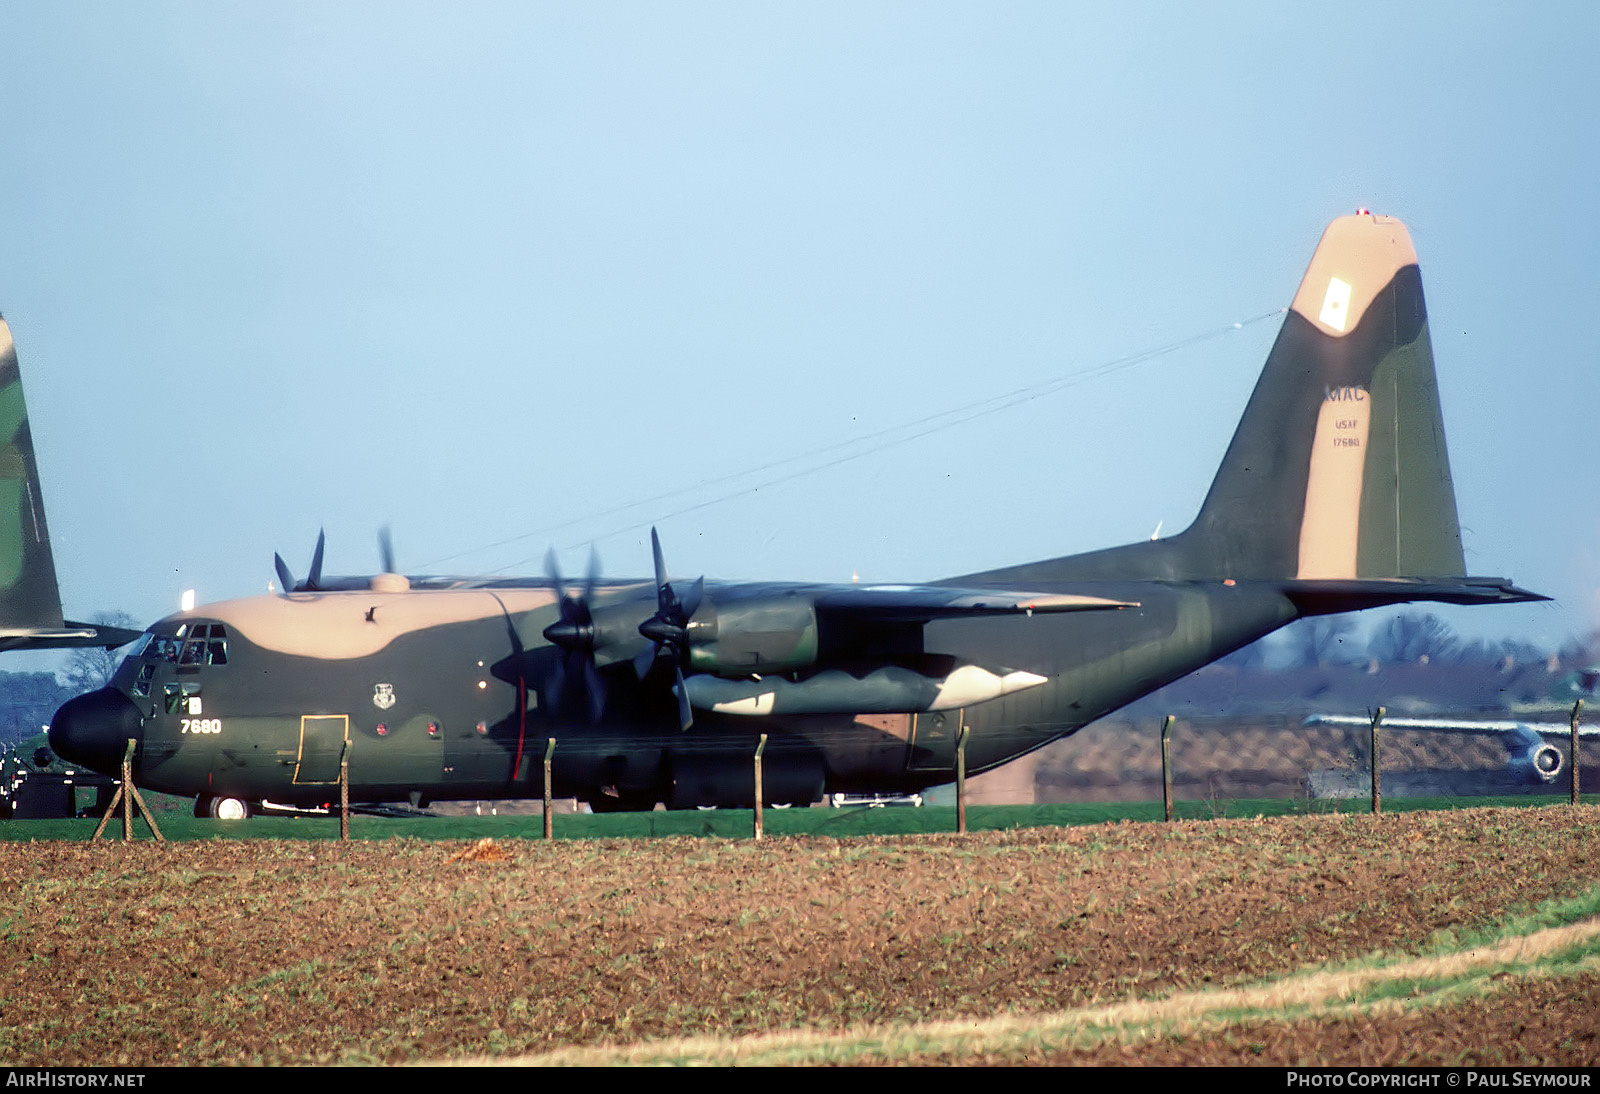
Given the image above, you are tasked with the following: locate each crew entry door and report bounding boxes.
[907,708,963,772]
[294,715,349,785]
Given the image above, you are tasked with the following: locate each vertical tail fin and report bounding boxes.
[959,213,1530,599]
[1185,212,1465,581]
[0,317,140,651]
[0,315,69,633]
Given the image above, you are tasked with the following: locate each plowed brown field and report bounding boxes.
[2,807,1597,1066]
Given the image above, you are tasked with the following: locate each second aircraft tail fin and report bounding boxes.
[0,316,141,652]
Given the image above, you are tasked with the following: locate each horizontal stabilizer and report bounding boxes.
[1281,577,1548,615]
[0,620,144,652]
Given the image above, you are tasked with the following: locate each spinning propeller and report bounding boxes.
[633,528,703,731]
[538,529,705,731]
[540,546,607,723]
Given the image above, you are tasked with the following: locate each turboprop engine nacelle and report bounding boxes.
[685,597,819,676]
[1503,723,1563,784]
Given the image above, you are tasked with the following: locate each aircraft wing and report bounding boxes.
[674,584,1131,717]
[806,584,1137,622]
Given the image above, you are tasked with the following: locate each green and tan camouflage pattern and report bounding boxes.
[0,316,66,632]
[0,318,142,651]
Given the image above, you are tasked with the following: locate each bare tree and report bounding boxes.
[1283,615,1357,668]
[1372,611,1461,664]
[60,611,141,694]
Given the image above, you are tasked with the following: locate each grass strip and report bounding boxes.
[463,886,1600,1067]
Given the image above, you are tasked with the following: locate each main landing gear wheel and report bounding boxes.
[195,795,253,820]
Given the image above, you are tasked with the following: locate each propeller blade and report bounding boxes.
[679,576,704,622]
[306,529,326,590]
[545,547,567,601]
[633,641,660,681]
[378,525,396,574]
[273,554,295,595]
[584,659,606,724]
[273,529,329,593]
[673,665,693,732]
[546,658,567,711]
[651,526,668,590]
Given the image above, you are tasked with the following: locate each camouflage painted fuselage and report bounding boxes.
[102,575,1294,809]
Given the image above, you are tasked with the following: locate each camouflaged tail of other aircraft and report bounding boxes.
[0,316,143,654]
[46,214,1546,817]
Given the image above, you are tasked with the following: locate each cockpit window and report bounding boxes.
[148,623,228,667]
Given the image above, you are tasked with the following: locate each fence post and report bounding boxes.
[1369,707,1385,814]
[1161,714,1175,822]
[122,741,132,842]
[956,725,970,834]
[753,734,768,840]
[1572,700,1584,806]
[339,741,350,840]
[543,738,557,839]
[92,739,163,842]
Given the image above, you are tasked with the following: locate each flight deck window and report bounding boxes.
[145,638,180,663]
[172,624,229,667]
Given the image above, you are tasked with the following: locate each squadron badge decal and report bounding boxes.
[373,683,396,710]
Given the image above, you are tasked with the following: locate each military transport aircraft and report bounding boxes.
[0,316,141,654]
[49,213,1546,818]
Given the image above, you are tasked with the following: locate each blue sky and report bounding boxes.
[0,2,1595,660]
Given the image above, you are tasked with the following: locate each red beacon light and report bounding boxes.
[1355,207,1371,216]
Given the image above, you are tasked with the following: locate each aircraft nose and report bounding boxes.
[49,688,144,777]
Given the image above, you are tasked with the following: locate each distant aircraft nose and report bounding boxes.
[49,688,144,777]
